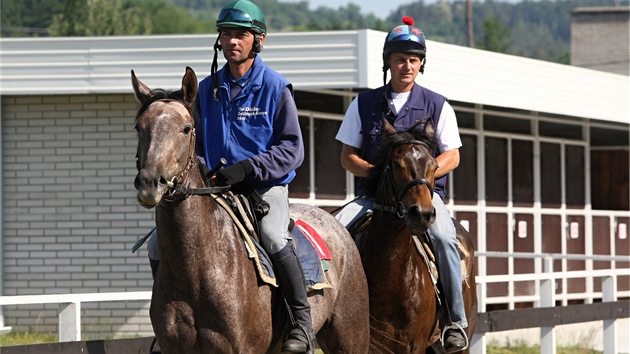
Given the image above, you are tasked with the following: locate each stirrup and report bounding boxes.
[282,323,314,354]
[441,323,469,352]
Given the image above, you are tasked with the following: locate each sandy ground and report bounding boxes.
[483,318,629,353]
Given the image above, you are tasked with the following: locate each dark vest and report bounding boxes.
[357,83,449,199]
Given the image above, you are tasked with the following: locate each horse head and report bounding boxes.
[131,67,199,208]
[373,118,439,234]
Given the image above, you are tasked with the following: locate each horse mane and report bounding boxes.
[362,124,439,196]
[134,88,196,123]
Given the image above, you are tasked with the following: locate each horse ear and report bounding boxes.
[424,118,435,138]
[382,117,396,134]
[131,70,153,105]
[181,66,198,105]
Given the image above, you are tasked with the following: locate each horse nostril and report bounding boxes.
[421,207,435,222]
[134,175,142,190]
[158,175,168,187]
[135,170,165,191]
[407,205,420,218]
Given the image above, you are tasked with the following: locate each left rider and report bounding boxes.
[147,1,313,353]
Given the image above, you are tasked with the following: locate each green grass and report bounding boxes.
[486,339,602,354]
[0,330,57,347]
[296,342,598,354]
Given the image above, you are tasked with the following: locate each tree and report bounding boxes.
[476,15,511,54]
[47,0,150,36]
[1,0,65,36]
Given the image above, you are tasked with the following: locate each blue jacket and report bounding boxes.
[197,55,304,188]
[357,83,449,199]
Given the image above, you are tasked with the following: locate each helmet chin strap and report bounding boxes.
[211,34,222,102]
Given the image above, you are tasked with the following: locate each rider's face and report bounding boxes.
[220,28,264,65]
[388,52,422,93]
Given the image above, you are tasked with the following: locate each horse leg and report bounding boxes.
[151,301,198,353]
[315,266,369,352]
[315,306,370,353]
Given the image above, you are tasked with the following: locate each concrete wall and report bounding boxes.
[1,94,154,337]
[571,7,630,75]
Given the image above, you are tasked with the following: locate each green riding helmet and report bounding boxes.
[216,0,267,34]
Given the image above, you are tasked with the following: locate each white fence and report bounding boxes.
[0,252,628,353]
[0,291,151,342]
[474,251,630,354]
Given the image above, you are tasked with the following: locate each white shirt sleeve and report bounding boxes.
[335,97,363,149]
[435,101,462,153]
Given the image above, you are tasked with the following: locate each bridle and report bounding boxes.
[373,140,435,219]
[136,98,229,199]
[163,126,197,196]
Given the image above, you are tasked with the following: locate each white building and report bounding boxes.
[0,30,628,337]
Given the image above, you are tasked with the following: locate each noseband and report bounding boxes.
[373,140,435,219]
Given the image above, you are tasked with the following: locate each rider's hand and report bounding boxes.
[216,160,254,186]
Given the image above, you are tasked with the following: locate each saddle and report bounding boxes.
[348,214,471,304]
[214,191,332,291]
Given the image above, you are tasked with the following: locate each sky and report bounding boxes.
[279,0,522,20]
[278,0,416,20]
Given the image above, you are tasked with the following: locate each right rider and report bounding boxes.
[334,16,469,353]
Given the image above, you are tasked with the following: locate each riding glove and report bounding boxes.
[216,160,254,186]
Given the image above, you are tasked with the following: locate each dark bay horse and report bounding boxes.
[357,121,477,354]
[131,67,370,353]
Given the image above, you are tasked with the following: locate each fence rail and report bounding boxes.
[473,251,629,354]
[0,252,628,354]
[0,291,152,342]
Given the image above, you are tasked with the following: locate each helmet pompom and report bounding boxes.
[402,16,414,26]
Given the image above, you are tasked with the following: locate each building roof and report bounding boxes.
[1,30,628,125]
[572,6,630,14]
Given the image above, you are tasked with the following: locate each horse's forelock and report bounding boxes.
[363,127,438,195]
[134,88,196,123]
[407,128,439,153]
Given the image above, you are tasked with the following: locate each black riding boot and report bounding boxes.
[270,243,314,354]
[149,258,159,279]
[148,258,162,354]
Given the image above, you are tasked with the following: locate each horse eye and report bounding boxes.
[134,125,144,137]
[183,126,192,135]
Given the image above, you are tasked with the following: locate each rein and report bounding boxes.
[373,140,435,219]
[163,128,231,197]
[166,180,231,197]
